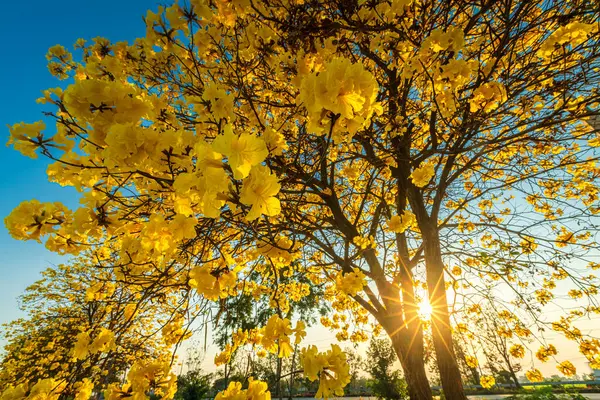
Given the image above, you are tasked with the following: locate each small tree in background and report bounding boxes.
[366,338,408,400]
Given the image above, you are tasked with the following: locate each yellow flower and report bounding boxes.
[103,383,124,400]
[300,345,326,381]
[526,369,544,382]
[278,338,294,358]
[7,121,46,158]
[127,360,177,398]
[213,124,268,180]
[299,344,351,398]
[315,344,351,398]
[189,265,236,300]
[520,236,538,254]
[469,82,507,113]
[162,316,190,346]
[410,163,435,188]
[89,328,115,354]
[297,57,380,138]
[465,355,478,368]
[535,289,553,305]
[386,210,416,233]
[589,354,600,370]
[5,200,71,242]
[335,268,366,296]
[0,384,27,400]
[480,375,495,389]
[261,314,294,357]
[189,264,218,299]
[262,127,288,156]
[557,361,576,377]
[71,331,91,360]
[246,379,271,400]
[294,321,307,344]
[74,379,94,400]
[352,235,375,250]
[422,27,464,53]
[509,344,525,359]
[239,165,281,221]
[27,379,66,400]
[215,382,245,400]
[256,349,268,358]
[215,344,233,366]
[536,344,557,362]
[214,379,271,400]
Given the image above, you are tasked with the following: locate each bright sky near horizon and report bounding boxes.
[0,0,159,325]
[1,0,599,383]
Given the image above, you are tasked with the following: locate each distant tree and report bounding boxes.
[175,371,212,400]
[366,338,408,400]
[0,259,173,396]
[342,347,366,395]
[453,337,480,386]
[175,344,213,400]
[546,375,565,382]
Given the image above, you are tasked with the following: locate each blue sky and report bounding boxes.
[0,0,159,325]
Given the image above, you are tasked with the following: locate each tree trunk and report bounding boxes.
[384,317,433,400]
[505,358,522,389]
[289,343,297,400]
[422,224,467,400]
[277,356,283,400]
[509,369,522,389]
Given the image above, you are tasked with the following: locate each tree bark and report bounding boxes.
[504,356,522,389]
[289,343,297,400]
[422,224,467,400]
[277,356,283,400]
[383,316,433,400]
[509,368,522,389]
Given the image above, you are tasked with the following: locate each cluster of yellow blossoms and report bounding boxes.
[335,269,366,296]
[71,328,116,360]
[297,57,382,141]
[387,210,417,233]
[300,345,351,398]
[535,344,558,362]
[6,120,284,256]
[479,375,495,389]
[210,318,355,399]
[104,359,177,400]
[189,263,238,301]
[1,379,67,400]
[0,359,176,400]
[410,163,436,188]
[215,379,271,400]
[214,315,306,365]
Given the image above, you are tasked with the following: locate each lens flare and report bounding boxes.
[418,300,433,321]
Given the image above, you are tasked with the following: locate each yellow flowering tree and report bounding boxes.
[4,0,600,399]
[453,306,529,389]
[0,259,175,397]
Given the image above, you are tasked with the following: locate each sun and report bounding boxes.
[418,299,433,321]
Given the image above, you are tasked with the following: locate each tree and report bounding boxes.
[343,346,366,395]
[453,335,481,386]
[454,305,531,389]
[5,0,600,399]
[175,372,212,400]
[366,338,408,400]
[175,343,213,400]
[0,259,174,397]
